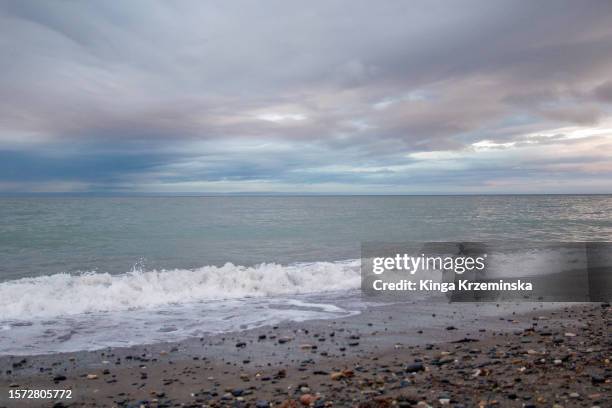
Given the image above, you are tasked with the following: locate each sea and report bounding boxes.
[1,195,611,355]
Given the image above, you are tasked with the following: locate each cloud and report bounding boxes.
[594,81,612,103]
[0,0,612,193]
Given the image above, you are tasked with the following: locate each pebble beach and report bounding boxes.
[1,302,609,408]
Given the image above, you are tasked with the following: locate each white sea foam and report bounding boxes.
[0,260,361,319]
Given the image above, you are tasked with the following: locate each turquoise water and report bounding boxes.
[2,195,611,281]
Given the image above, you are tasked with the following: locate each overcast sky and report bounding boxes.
[1,0,612,194]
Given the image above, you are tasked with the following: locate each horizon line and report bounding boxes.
[1,192,611,198]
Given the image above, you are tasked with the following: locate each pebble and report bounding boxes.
[299,394,317,406]
[405,362,425,373]
[300,344,313,349]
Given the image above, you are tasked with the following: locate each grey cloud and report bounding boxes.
[539,105,605,126]
[594,81,612,103]
[1,0,612,192]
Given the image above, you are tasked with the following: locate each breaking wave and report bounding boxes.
[0,260,361,319]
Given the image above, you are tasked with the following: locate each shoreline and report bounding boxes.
[0,302,609,407]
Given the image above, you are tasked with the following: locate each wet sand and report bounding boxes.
[0,302,609,407]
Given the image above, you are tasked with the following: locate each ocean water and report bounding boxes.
[1,195,611,355]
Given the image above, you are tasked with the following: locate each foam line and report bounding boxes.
[0,260,361,319]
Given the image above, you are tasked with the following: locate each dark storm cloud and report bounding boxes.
[1,0,611,193]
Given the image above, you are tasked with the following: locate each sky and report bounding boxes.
[1,0,612,194]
